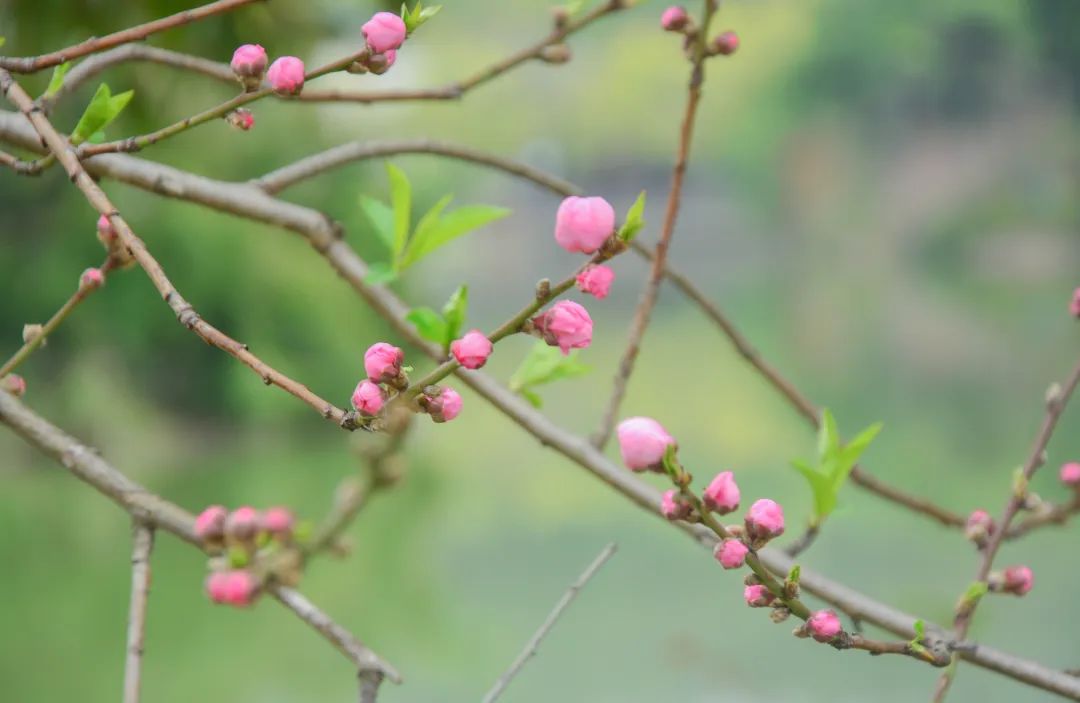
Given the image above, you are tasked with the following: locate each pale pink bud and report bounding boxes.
[712,31,740,56]
[532,300,593,354]
[366,50,396,75]
[351,379,385,416]
[364,342,404,383]
[1070,287,1080,318]
[80,267,104,289]
[424,386,462,423]
[450,330,493,370]
[362,12,407,54]
[96,214,117,244]
[1060,461,1080,486]
[206,570,259,606]
[226,108,255,131]
[660,6,689,31]
[262,507,294,537]
[616,416,675,471]
[230,44,268,80]
[1002,565,1034,596]
[660,489,692,521]
[745,499,785,542]
[194,505,228,542]
[266,56,305,96]
[713,539,749,569]
[703,471,740,514]
[575,264,615,299]
[964,509,994,546]
[807,609,842,642]
[744,584,775,608]
[554,196,616,254]
[225,506,260,541]
[2,373,27,397]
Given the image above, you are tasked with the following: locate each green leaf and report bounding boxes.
[833,421,883,486]
[661,443,680,481]
[520,388,544,409]
[401,193,453,267]
[45,62,71,97]
[364,262,398,285]
[441,285,468,345]
[402,2,441,34]
[385,162,412,267]
[787,564,801,586]
[400,204,510,268]
[791,458,836,521]
[962,581,989,605]
[509,341,591,392]
[617,190,647,241]
[405,307,447,345]
[817,408,840,462]
[913,619,926,640]
[71,83,134,145]
[359,195,395,251]
[0,37,6,49]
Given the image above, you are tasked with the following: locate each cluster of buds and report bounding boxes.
[990,565,1034,597]
[1,373,26,397]
[660,6,740,57]
[195,505,299,607]
[352,342,465,424]
[95,215,134,268]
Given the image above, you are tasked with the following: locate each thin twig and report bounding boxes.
[0,0,262,73]
[481,543,618,703]
[358,672,384,703]
[123,522,155,703]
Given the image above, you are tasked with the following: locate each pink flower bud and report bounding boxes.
[660,6,689,31]
[1070,287,1080,318]
[745,499,785,542]
[194,505,228,542]
[1061,461,1080,486]
[660,489,692,521]
[1001,565,1034,596]
[713,538,749,569]
[575,264,615,299]
[351,379,385,416]
[366,50,396,75]
[80,267,104,289]
[806,609,842,642]
[532,300,593,354]
[225,506,260,541]
[262,506,294,537]
[362,12,408,54]
[744,584,775,608]
[712,31,740,56]
[423,386,463,423]
[364,342,404,383]
[226,108,255,131]
[96,214,117,244]
[964,509,994,546]
[703,471,740,514]
[206,570,259,607]
[230,44,268,80]
[450,329,493,370]
[2,373,27,397]
[616,416,675,471]
[554,196,616,254]
[266,56,305,96]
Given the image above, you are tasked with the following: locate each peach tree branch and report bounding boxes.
[123,522,155,703]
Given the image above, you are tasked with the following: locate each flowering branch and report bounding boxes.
[123,522,155,703]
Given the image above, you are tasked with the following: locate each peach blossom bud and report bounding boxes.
[194,505,228,542]
[713,538,748,569]
[267,56,305,96]
[96,214,117,245]
[660,6,689,31]
[225,506,260,541]
[206,570,259,606]
[1070,287,1080,318]
[2,373,26,397]
[616,416,675,471]
[362,12,407,54]
[22,324,44,345]
[554,196,616,254]
[745,499,785,542]
[423,386,462,423]
[964,509,994,547]
[660,489,692,520]
[711,31,739,56]
[230,44,268,81]
[1001,565,1034,596]
[262,507,294,537]
[806,609,842,642]
[366,50,396,75]
[80,267,104,289]
[450,329,493,370]
[703,471,740,514]
[1060,461,1080,486]
[744,584,775,608]
[575,264,615,299]
[351,379,385,416]
[532,300,593,354]
[226,108,255,131]
[364,342,404,383]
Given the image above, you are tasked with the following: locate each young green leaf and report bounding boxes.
[364,262,398,285]
[399,204,510,268]
[913,619,926,640]
[359,195,396,251]
[833,421,883,486]
[509,341,591,392]
[441,285,468,345]
[617,190,647,241]
[0,37,6,49]
[520,388,544,409]
[405,307,448,345]
[45,62,71,97]
[817,408,840,462]
[385,162,412,267]
[790,458,836,523]
[70,83,135,145]
[400,193,453,265]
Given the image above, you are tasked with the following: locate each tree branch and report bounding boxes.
[123,522,155,703]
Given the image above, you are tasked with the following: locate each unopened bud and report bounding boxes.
[2,374,27,397]
[964,509,994,548]
[22,323,45,346]
[539,44,572,64]
[80,267,104,289]
[194,505,228,544]
[769,607,791,623]
[710,31,739,56]
[225,506,260,541]
[226,108,255,131]
[660,6,690,32]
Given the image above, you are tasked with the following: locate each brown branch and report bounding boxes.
[481,543,617,703]
[358,672,384,703]
[0,0,262,73]
[123,522,155,703]
[0,76,357,431]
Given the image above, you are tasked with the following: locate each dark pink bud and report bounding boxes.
[744,584,775,608]
[366,50,396,75]
[225,506,260,541]
[575,264,615,299]
[450,329,493,370]
[1001,565,1034,596]
[660,489,692,521]
[1070,287,1080,318]
[745,499,785,543]
[423,386,463,423]
[806,609,842,642]
[1060,461,1080,486]
[616,417,676,471]
[711,31,740,56]
[703,471,740,514]
[230,44,268,81]
[96,214,117,245]
[267,56,305,96]
[713,538,749,569]
[362,12,407,54]
[226,108,255,131]
[205,570,259,607]
[194,505,228,542]
[554,196,615,254]
[964,509,994,547]
[364,342,404,383]
[532,300,593,354]
[2,373,26,397]
[80,267,104,289]
[660,6,689,32]
[351,379,385,416]
[262,507,294,537]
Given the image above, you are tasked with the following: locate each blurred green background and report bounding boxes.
[1,0,1079,701]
